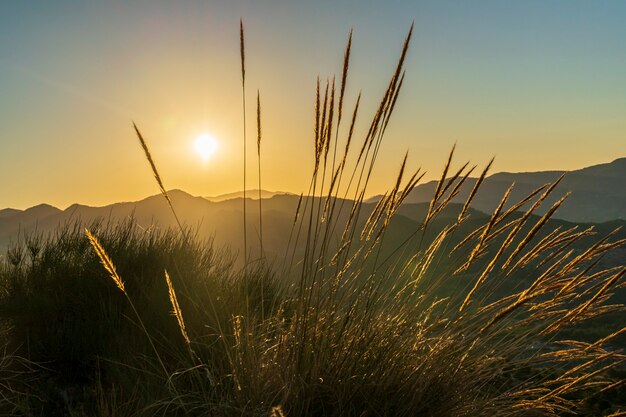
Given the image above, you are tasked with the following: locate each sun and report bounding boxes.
[193,133,219,162]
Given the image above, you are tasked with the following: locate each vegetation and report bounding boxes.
[1,24,625,416]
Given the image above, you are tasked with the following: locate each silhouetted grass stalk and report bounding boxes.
[240,18,248,272]
[132,122,184,237]
[257,90,264,257]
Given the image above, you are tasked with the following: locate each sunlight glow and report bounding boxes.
[193,133,219,162]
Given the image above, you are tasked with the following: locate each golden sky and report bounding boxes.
[1,1,625,209]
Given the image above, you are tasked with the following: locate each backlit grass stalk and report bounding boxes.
[257,90,264,257]
[85,229,168,377]
[85,228,192,415]
[325,25,414,285]
[165,270,190,346]
[240,18,248,271]
[257,91,266,319]
[132,122,184,236]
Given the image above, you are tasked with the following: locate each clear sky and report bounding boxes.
[1,1,625,209]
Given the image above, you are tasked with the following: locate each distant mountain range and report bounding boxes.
[368,157,626,223]
[205,189,295,202]
[1,158,624,259]
[1,189,624,267]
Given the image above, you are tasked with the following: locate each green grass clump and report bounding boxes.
[1,23,625,417]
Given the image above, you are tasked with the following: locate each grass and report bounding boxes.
[1,24,626,416]
[241,18,249,270]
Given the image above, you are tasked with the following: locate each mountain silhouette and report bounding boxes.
[205,189,294,202]
[1,159,625,265]
[367,157,626,223]
[0,191,624,271]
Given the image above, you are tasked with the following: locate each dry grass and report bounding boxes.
[257,90,264,257]
[165,270,190,346]
[240,18,249,268]
[132,122,184,235]
[85,228,126,293]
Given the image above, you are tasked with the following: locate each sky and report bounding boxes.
[1,1,625,210]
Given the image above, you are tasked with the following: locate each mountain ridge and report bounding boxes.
[1,187,625,271]
[367,157,626,223]
[205,189,295,202]
[1,158,624,253]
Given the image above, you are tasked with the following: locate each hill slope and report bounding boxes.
[1,190,625,272]
[368,158,626,223]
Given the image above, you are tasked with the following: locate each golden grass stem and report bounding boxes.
[85,229,169,376]
[85,229,125,293]
[257,90,264,257]
[165,270,190,346]
[132,122,184,235]
[240,18,248,271]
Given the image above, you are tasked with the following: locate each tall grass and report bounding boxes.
[257,90,264,257]
[1,24,625,417]
[240,18,249,269]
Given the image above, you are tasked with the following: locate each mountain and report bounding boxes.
[1,189,625,272]
[0,191,307,259]
[368,158,626,223]
[0,208,22,219]
[1,158,625,264]
[205,189,294,202]
[0,204,63,245]
[1,204,61,220]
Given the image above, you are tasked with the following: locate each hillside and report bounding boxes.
[2,190,625,273]
[368,157,626,223]
[205,189,295,202]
